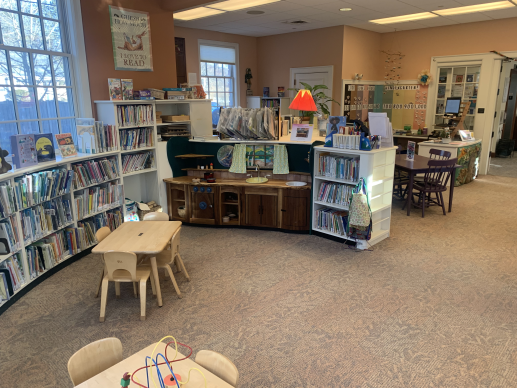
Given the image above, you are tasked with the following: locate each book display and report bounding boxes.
[55,133,78,158]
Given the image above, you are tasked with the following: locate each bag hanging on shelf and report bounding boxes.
[348,178,372,237]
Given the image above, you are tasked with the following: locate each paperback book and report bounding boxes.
[55,133,78,158]
[72,157,119,189]
[10,134,38,169]
[121,79,134,100]
[34,133,56,163]
[116,105,154,127]
[121,151,154,174]
[108,78,122,101]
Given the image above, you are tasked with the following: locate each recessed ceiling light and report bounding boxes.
[340,7,352,11]
[174,7,225,20]
[208,0,281,12]
[434,1,514,16]
[247,10,265,14]
[370,12,437,24]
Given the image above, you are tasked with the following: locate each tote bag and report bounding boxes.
[348,178,371,232]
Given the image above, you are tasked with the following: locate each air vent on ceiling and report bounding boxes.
[289,20,309,24]
[247,10,265,15]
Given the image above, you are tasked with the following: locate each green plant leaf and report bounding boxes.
[299,82,313,91]
[312,84,329,91]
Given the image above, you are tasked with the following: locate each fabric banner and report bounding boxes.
[109,6,153,71]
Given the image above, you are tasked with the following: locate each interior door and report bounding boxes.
[503,69,517,144]
[290,66,333,114]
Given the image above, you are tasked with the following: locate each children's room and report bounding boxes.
[1,0,517,386]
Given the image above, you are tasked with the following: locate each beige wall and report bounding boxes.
[256,26,344,115]
[381,18,517,79]
[174,27,258,107]
[342,26,383,81]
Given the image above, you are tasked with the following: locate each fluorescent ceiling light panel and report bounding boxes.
[434,1,514,16]
[370,12,437,24]
[174,7,226,20]
[209,0,281,12]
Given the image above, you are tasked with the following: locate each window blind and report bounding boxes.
[200,45,235,64]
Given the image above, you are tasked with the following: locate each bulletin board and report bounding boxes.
[342,82,428,130]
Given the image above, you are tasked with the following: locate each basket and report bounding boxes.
[137,201,162,220]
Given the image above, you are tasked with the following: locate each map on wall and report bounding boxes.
[343,84,428,130]
[109,6,153,71]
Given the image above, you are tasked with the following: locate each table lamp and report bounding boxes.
[289,89,317,119]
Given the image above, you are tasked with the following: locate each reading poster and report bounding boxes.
[109,6,153,71]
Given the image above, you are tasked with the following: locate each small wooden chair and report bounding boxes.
[100,251,154,322]
[195,350,239,387]
[68,337,123,386]
[94,227,112,298]
[143,212,169,221]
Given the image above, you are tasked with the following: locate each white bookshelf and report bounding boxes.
[246,96,292,116]
[312,146,397,250]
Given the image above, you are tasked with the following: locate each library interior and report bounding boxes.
[1,0,517,387]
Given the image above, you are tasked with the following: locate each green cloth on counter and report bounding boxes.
[229,144,247,173]
[273,145,289,174]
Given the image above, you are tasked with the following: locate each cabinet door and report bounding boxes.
[245,194,262,226]
[281,190,309,231]
[260,195,278,228]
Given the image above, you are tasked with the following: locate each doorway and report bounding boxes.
[289,66,333,112]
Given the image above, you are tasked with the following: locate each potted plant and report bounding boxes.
[289,82,340,129]
[440,129,451,143]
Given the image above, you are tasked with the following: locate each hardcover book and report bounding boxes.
[108,78,122,101]
[278,87,285,97]
[10,134,38,169]
[121,79,133,100]
[263,87,269,98]
[34,133,56,163]
[55,133,78,158]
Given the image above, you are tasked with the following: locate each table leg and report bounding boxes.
[406,173,414,216]
[150,256,163,307]
[448,168,456,213]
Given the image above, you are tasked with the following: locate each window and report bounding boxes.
[199,41,238,113]
[0,0,77,155]
[246,145,274,169]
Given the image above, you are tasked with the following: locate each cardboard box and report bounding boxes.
[161,115,190,122]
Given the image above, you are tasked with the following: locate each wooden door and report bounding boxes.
[260,195,277,228]
[175,37,187,87]
[281,190,309,231]
[245,194,262,226]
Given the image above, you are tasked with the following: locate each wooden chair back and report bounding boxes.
[143,212,169,221]
[195,350,239,387]
[68,337,123,386]
[104,251,138,282]
[95,226,111,243]
[171,227,181,257]
[423,158,458,191]
[429,148,451,160]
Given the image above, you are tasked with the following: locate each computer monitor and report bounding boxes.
[445,97,462,115]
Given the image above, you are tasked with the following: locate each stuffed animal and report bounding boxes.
[0,148,12,174]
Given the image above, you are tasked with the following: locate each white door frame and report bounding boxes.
[427,52,503,175]
[289,65,334,97]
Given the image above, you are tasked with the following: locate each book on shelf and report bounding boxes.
[120,127,154,150]
[10,134,38,169]
[0,271,9,302]
[34,133,56,163]
[0,253,25,292]
[108,78,122,101]
[117,104,154,127]
[14,169,74,209]
[75,182,122,220]
[0,182,17,218]
[121,79,133,100]
[107,209,123,231]
[72,158,119,189]
[315,207,349,236]
[0,215,21,254]
[94,122,118,153]
[317,155,359,181]
[122,151,154,174]
[317,182,354,207]
[20,198,73,244]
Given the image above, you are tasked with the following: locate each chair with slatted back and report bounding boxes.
[409,158,458,217]
[195,350,239,387]
[394,145,410,199]
[68,337,123,386]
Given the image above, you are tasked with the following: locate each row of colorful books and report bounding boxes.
[14,169,74,210]
[317,182,355,207]
[120,127,154,150]
[75,182,122,220]
[106,209,123,231]
[116,104,154,127]
[72,158,120,190]
[122,151,154,174]
[0,253,25,300]
[315,207,349,236]
[0,183,17,219]
[317,155,360,182]
[20,198,73,245]
[0,215,22,255]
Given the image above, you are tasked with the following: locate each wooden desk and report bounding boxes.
[76,342,233,387]
[395,154,459,216]
[92,221,182,307]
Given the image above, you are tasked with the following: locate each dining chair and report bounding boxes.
[67,337,123,386]
[195,350,239,387]
[100,251,154,322]
[143,212,169,221]
[409,158,458,217]
[94,227,112,298]
[394,145,410,199]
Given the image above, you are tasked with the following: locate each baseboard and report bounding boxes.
[182,222,309,234]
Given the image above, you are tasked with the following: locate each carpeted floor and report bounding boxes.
[1,175,517,387]
[489,155,517,178]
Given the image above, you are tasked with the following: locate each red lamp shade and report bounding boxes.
[289,89,317,112]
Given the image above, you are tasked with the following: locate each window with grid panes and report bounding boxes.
[0,0,77,155]
[200,61,235,108]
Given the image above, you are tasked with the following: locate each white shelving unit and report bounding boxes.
[247,96,292,116]
[0,151,125,308]
[312,146,397,250]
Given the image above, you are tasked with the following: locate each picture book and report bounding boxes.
[108,78,122,101]
[327,116,347,136]
[121,79,133,100]
[263,87,269,98]
[0,272,9,302]
[291,124,313,142]
[10,134,38,169]
[278,87,285,97]
[455,75,464,83]
[77,120,97,154]
[34,133,56,163]
[55,133,78,158]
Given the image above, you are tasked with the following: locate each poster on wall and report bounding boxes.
[109,6,153,71]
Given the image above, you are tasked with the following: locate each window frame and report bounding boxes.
[198,39,239,108]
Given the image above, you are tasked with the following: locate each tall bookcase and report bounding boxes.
[312,146,397,249]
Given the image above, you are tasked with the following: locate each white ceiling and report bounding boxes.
[173,0,517,36]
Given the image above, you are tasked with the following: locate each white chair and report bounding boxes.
[195,350,239,387]
[100,251,154,322]
[68,337,123,386]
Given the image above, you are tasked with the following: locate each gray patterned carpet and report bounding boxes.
[489,156,517,179]
[1,175,517,387]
